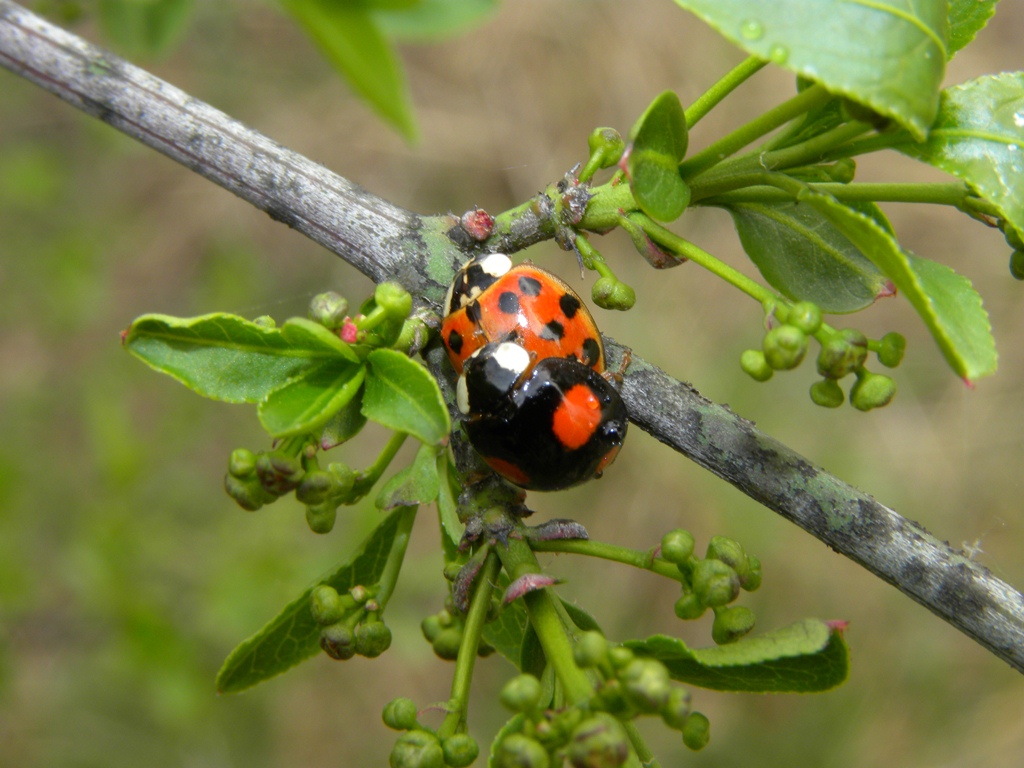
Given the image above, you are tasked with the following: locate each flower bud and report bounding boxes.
[375,282,414,321]
[711,605,756,645]
[740,554,762,592]
[825,158,857,184]
[591,277,636,311]
[692,559,740,607]
[850,371,896,411]
[310,585,343,626]
[810,378,844,408]
[442,734,480,768]
[762,325,807,370]
[786,301,822,335]
[256,452,303,496]
[320,623,355,660]
[619,658,672,713]
[500,674,543,713]
[877,332,907,368]
[567,713,630,768]
[660,529,695,565]
[740,348,774,382]
[705,536,745,571]
[382,697,419,731]
[1013,249,1024,278]
[224,473,267,511]
[420,614,442,643]
[588,127,626,169]
[574,630,609,669]
[1002,223,1024,250]
[431,627,463,661]
[496,734,550,768]
[816,329,868,378]
[355,620,393,658]
[327,462,357,501]
[389,730,444,768]
[607,646,634,670]
[296,469,334,505]
[305,500,337,534]
[308,291,349,330]
[350,584,370,604]
[228,448,257,478]
[673,592,706,621]
[660,687,692,731]
[682,711,711,751]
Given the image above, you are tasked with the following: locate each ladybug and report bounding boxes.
[456,340,628,491]
[442,253,606,376]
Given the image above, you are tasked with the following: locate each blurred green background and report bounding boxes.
[2,1,1023,765]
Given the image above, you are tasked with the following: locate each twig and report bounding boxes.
[2,1,1022,673]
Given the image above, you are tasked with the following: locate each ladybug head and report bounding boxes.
[444,253,512,315]
[457,340,531,416]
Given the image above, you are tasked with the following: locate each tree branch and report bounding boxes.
[3,1,1023,673]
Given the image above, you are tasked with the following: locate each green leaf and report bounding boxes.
[375,442,441,510]
[801,192,997,381]
[123,313,341,403]
[436,455,465,554]
[375,0,499,41]
[362,348,451,445]
[948,0,998,58]
[673,0,947,140]
[559,599,602,634]
[216,509,405,694]
[318,389,368,449]
[726,201,893,312]
[625,619,849,693]
[98,0,193,56]
[482,575,531,669]
[897,73,1024,238]
[281,317,359,362]
[258,360,366,438]
[279,0,417,141]
[627,90,691,222]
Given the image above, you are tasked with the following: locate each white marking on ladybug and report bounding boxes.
[457,374,471,414]
[490,341,531,377]
[477,253,512,278]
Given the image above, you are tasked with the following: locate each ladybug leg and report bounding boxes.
[602,346,633,386]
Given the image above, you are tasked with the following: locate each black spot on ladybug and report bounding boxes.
[448,329,463,354]
[540,320,565,341]
[518,276,543,296]
[466,302,482,325]
[498,291,520,315]
[582,337,601,367]
[559,293,581,319]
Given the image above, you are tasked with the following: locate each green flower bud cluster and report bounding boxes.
[311,584,393,661]
[383,698,480,768]
[579,127,626,183]
[659,530,760,643]
[420,601,495,662]
[493,641,711,765]
[224,443,362,533]
[740,301,903,411]
[492,672,630,767]
[308,283,426,350]
[591,275,637,312]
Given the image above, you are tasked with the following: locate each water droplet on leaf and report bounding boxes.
[739,19,764,41]
[769,45,788,64]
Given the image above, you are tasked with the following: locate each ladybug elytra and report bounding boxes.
[443,256,627,491]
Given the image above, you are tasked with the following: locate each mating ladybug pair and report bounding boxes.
[441,253,628,491]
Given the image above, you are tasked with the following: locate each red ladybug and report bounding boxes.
[454,337,627,491]
[442,254,606,376]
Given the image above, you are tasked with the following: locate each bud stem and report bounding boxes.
[438,552,500,740]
